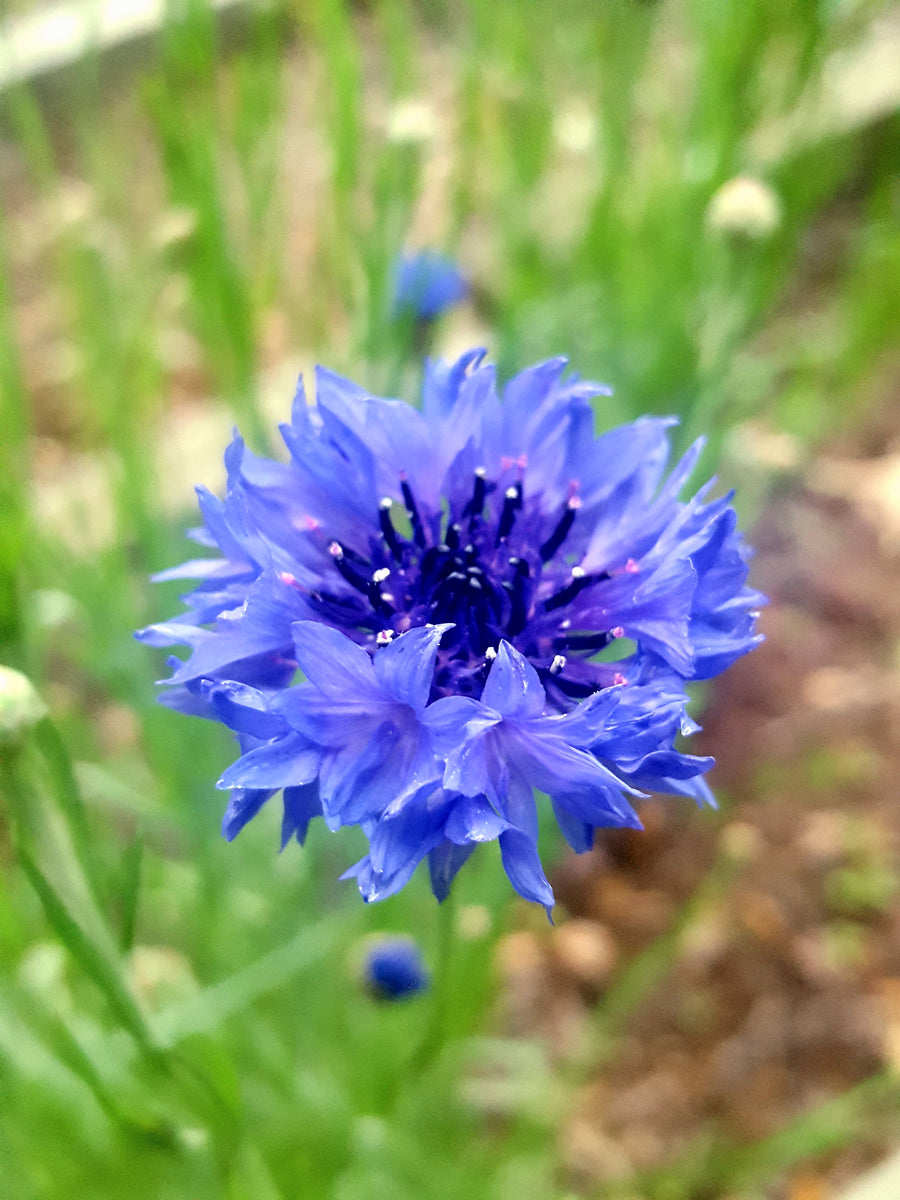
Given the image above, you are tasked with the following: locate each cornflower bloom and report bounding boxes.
[392,251,469,321]
[363,937,429,1001]
[139,351,763,912]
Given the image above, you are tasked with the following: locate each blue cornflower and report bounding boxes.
[392,250,468,321]
[363,937,429,1001]
[139,351,763,912]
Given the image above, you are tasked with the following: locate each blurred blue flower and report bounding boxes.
[139,350,763,912]
[363,937,429,1001]
[392,250,468,321]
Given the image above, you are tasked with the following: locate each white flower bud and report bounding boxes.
[0,666,47,746]
[706,175,781,239]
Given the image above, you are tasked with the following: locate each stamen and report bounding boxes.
[375,629,394,646]
[329,543,371,593]
[462,467,488,523]
[445,523,461,551]
[543,567,607,611]
[553,630,612,652]
[496,484,522,543]
[400,477,426,549]
[368,580,396,618]
[549,654,567,674]
[372,567,391,584]
[419,545,445,588]
[502,558,530,636]
[338,542,370,566]
[549,674,596,699]
[378,497,404,561]
[539,496,580,562]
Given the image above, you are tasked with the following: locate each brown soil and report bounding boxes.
[497,426,900,1197]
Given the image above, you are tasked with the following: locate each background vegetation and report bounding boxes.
[0,1,898,1197]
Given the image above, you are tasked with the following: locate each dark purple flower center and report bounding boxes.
[314,468,620,704]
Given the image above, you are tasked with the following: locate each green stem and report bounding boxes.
[32,717,105,908]
[407,890,457,1078]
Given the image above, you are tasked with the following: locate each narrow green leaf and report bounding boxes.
[28,1000,176,1145]
[31,717,105,905]
[16,843,157,1055]
[118,829,144,953]
[152,911,348,1049]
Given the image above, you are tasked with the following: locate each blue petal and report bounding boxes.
[367,786,446,877]
[444,793,508,844]
[345,837,436,902]
[281,781,322,847]
[550,799,595,852]
[498,828,554,911]
[504,724,638,800]
[580,555,697,677]
[315,366,434,502]
[428,841,476,902]
[151,557,238,583]
[222,788,274,841]
[372,623,452,711]
[481,642,546,719]
[421,695,499,756]
[551,785,642,830]
[203,681,287,740]
[501,358,568,449]
[164,571,311,685]
[320,718,440,828]
[422,348,488,423]
[442,729,507,808]
[217,732,320,790]
[290,621,380,700]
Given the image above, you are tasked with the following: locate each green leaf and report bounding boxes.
[16,843,157,1056]
[152,912,348,1049]
[118,829,144,953]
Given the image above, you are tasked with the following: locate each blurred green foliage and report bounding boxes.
[0,0,898,1196]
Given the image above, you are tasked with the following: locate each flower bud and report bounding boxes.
[362,936,429,1002]
[392,251,468,322]
[0,666,47,747]
[706,175,781,239]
